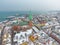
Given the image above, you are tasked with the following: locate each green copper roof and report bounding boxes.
[28,11,33,20]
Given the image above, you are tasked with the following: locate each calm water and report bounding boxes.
[0,11,29,21]
[0,11,47,22]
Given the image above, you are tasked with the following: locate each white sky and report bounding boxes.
[0,0,60,11]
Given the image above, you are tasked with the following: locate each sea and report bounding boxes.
[0,11,47,22]
[0,11,31,22]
